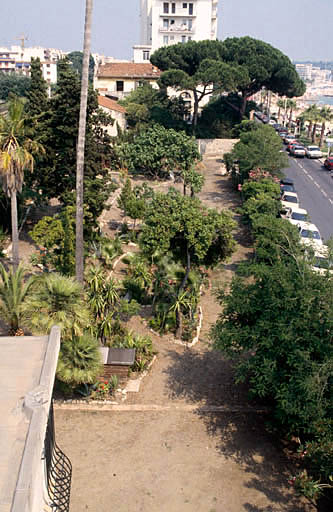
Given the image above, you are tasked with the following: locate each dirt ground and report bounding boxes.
[54,147,315,512]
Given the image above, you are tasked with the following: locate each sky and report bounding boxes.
[1,0,332,62]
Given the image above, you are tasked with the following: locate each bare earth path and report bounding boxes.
[55,144,314,512]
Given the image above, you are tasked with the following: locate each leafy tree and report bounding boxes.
[211,260,333,436]
[0,71,30,100]
[140,188,236,337]
[23,273,91,337]
[197,93,257,138]
[0,96,44,269]
[151,40,247,128]
[225,124,288,184]
[29,206,76,275]
[117,179,153,229]
[118,124,200,179]
[119,83,188,130]
[67,50,95,83]
[35,58,115,240]
[220,36,306,117]
[56,333,102,388]
[0,263,34,335]
[25,57,48,116]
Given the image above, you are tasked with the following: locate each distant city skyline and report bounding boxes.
[1,1,332,62]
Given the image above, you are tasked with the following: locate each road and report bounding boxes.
[282,152,333,241]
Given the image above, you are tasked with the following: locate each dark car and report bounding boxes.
[324,157,333,170]
[280,178,296,193]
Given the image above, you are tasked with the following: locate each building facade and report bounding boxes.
[94,62,161,100]
[133,0,218,62]
[0,46,66,84]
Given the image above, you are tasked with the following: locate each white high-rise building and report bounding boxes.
[133,0,218,63]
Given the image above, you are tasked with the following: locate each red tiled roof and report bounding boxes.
[98,95,126,114]
[97,62,161,79]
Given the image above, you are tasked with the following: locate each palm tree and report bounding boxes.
[319,106,333,148]
[23,273,91,337]
[276,98,285,122]
[310,106,323,143]
[0,262,34,335]
[169,289,191,339]
[286,99,297,128]
[56,333,102,389]
[0,97,43,270]
[76,0,94,283]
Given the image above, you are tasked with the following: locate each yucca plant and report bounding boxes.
[23,273,91,337]
[56,333,103,389]
[0,263,34,335]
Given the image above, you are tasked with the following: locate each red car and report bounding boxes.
[324,157,333,170]
[287,141,298,152]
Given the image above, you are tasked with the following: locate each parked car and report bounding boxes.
[285,207,309,225]
[297,221,322,247]
[280,178,295,192]
[281,191,299,211]
[287,142,298,152]
[310,246,333,275]
[305,145,323,158]
[290,145,306,157]
[323,156,333,170]
[284,134,297,144]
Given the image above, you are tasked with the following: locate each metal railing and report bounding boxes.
[44,403,72,511]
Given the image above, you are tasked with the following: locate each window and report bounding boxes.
[163,18,169,28]
[189,3,193,14]
[171,2,176,13]
[46,63,50,68]
[188,36,192,41]
[181,36,186,43]
[116,81,124,92]
[183,2,187,7]
[143,50,150,60]
[163,2,169,13]
[163,35,169,45]
[188,19,192,30]
[170,35,174,40]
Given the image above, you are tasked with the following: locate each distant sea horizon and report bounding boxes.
[305,95,333,107]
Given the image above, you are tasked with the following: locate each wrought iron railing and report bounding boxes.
[44,402,72,511]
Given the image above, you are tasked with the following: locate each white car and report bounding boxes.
[305,145,323,159]
[297,221,322,247]
[308,246,333,275]
[285,207,309,225]
[281,191,299,211]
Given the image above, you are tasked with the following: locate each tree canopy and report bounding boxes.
[67,51,95,83]
[220,36,306,116]
[0,72,31,101]
[151,40,248,127]
[118,124,200,179]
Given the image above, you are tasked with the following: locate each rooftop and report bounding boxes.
[0,327,60,512]
[97,62,161,79]
[98,95,126,113]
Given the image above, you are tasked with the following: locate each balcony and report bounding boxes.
[160,10,196,17]
[159,24,194,33]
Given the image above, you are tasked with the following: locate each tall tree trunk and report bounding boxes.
[176,247,191,339]
[240,92,247,119]
[10,190,19,271]
[312,123,317,143]
[192,90,199,131]
[319,122,325,148]
[75,0,93,283]
[288,109,293,128]
[307,121,312,139]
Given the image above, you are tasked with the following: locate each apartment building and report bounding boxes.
[133,0,218,63]
[0,46,66,84]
